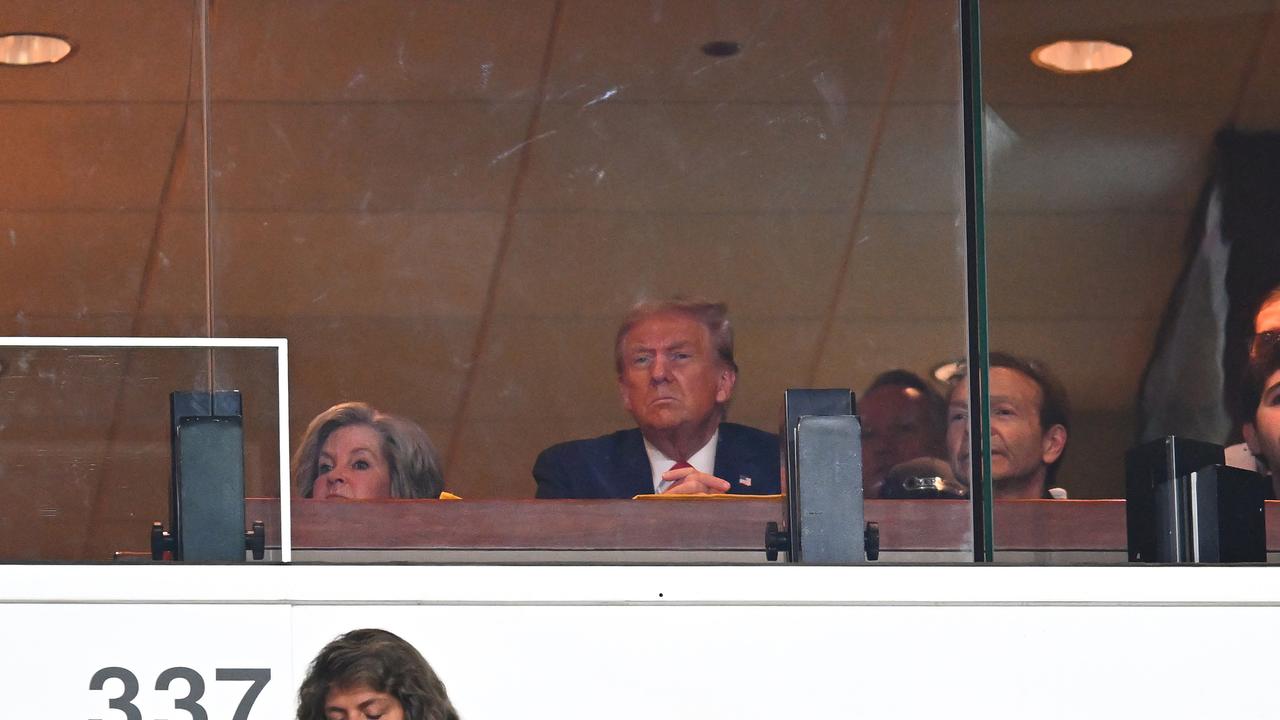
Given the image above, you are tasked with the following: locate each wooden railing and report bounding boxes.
[243,497,1248,553]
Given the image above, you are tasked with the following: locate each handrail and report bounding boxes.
[243,498,1185,553]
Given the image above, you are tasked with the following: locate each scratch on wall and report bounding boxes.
[583,86,623,108]
[489,130,558,167]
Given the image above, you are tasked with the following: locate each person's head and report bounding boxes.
[1254,285,1280,334]
[1242,331,1280,476]
[859,370,947,496]
[614,297,737,445]
[297,628,458,720]
[946,352,1070,498]
[1227,284,1280,434]
[292,402,444,500]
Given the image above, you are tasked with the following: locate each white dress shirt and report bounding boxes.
[643,430,719,494]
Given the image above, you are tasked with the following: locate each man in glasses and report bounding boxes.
[1240,330,1280,498]
[1231,286,1280,495]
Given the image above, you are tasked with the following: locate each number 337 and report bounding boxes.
[89,666,270,720]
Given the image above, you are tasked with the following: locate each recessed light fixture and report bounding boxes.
[0,33,73,66]
[1031,39,1131,74]
[701,40,741,58]
[932,359,965,384]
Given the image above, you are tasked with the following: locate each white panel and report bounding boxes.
[4,566,1280,719]
[5,603,293,720]
[294,603,1276,720]
[9,564,1280,603]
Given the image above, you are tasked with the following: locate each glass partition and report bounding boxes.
[204,1,975,561]
[0,343,281,561]
[0,0,221,562]
[0,1,208,340]
[981,1,1280,560]
[4,1,977,563]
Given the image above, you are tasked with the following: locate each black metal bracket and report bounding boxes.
[764,521,789,562]
[151,519,266,561]
[150,521,176,560]
[765,520,880,562]
[245,520,266,560]
[864,521,880,561]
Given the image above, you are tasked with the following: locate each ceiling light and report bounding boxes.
[0,33,73,66]
[1031,40,1131,74]
[931,360,965,384]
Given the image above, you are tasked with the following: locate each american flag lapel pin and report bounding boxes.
[738,475,752,487]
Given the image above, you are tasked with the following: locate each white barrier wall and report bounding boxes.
[4,565,1277,719]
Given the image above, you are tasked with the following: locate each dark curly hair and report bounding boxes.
[297,628,459,720]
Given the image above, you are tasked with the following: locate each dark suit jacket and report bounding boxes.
[533,422,780,499]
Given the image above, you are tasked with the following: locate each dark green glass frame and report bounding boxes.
[961,0,993,562]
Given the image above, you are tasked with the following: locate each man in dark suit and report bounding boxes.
[534,298,780,498]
